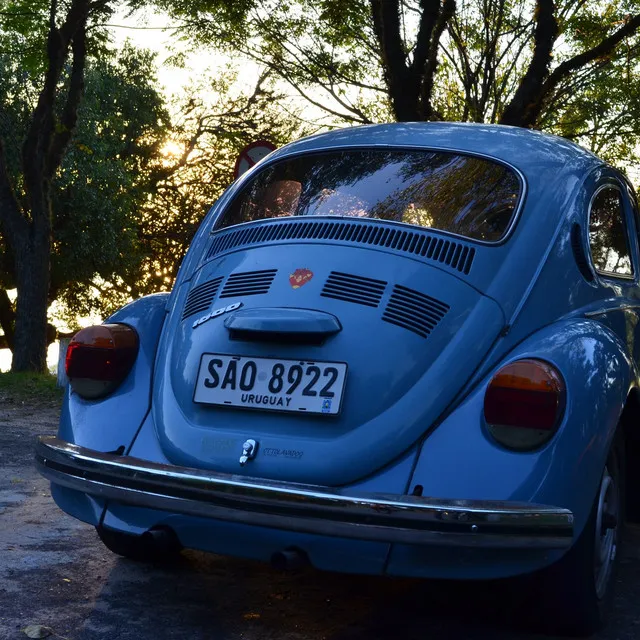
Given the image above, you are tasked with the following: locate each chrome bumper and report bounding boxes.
[36,436,574,549]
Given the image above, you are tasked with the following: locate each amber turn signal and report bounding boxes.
[484,359,565,451]
[65,324,139,399]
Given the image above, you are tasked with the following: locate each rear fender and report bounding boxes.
[408,318,632,540]
[54,293,169,525]
[58,293,169,453]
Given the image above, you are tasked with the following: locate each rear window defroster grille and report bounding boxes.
[321,271,387,308]
[182,276,223,321]
[382,285,449,338]
[219,269,277,298]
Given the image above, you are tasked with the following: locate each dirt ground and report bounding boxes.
[1,397,640,640]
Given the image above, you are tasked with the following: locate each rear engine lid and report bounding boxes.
[152,243,504,486]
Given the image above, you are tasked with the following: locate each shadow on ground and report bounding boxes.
[63,527,640,640]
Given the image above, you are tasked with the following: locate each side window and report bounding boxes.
[589,186,634,277]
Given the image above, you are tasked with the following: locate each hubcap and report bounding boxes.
[594,466,618,599]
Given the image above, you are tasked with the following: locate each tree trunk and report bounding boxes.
[499,0,557,127]
[370,0,455,123]
[12,222,50,372]
[0,0,92,372]
[370,0,418,121]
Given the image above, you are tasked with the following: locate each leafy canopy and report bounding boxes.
[145,0,640,175]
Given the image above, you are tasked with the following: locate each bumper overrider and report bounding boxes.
[36,436,573,549]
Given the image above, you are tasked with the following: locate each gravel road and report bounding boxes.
[1,397,640,640]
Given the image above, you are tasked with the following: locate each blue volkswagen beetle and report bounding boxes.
[36,123,640,635]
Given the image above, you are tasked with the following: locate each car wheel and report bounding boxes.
[532,443,623,637]
[96,525,182,563]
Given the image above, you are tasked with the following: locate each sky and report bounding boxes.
[108,6,263,103]
[109,7,207,95]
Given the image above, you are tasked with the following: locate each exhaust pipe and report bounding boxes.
[271,547,309,571]
[142,526,181,553]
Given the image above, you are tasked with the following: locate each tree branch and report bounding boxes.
[46,19,88,178]
[490,22,536,122]
[446,18,476,119]
[478,0,506,120]
[237,43,372,123]
[542,14,640,96]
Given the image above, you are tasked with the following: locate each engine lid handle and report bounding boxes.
[224,307,341,344]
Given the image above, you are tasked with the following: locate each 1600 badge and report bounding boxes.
[193,354,347,415]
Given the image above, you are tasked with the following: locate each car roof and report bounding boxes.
[269,122,605,181]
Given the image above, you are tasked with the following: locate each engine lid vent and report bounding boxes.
[219,269,277,299]
[382,285,449,338]
[207,219,476,275]
[182,276,224,320]
[321,271,387,308]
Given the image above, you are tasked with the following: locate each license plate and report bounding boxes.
[194,354,347,415]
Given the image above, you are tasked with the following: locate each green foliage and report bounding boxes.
[2,0,309,329]
[150,0,387,124]
[0,0,112,75]
[431,0,640,178]
[537,1,640,177]
[0,371,63,403]
[0,37,172,322]
[0,0,52,76]
[2,0,639,343]
[51,43,172,320]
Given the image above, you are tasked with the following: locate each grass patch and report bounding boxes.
[0,372,63,404]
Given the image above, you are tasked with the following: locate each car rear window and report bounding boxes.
[219,149,522,242]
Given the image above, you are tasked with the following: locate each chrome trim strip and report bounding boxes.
[36,436,573,549]
[585,302,640,317]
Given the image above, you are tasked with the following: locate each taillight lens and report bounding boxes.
[484,359,565,451]
[65,324,139,399]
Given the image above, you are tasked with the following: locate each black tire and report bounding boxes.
[531,442,623,637]
[96,526,182,563]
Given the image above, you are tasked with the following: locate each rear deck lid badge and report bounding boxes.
[289,268,313,289]
[192,301,243,329]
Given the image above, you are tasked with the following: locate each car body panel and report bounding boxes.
[41,123,640,581]
[58,293,169,453]
[50,293,169,527]
[49,484,105,527]
[408,319,631,531]
[101,503,392,575]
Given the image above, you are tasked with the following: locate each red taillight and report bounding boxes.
[484,359,565,451]
[65,324,138,399]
